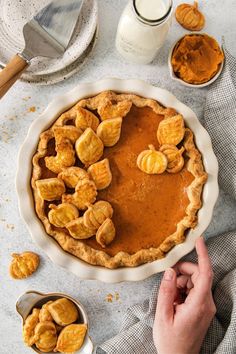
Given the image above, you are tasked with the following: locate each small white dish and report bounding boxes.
[168,33,224,88]
[0,0,98,77]
[16,78,219,283]
[16,290,93,354]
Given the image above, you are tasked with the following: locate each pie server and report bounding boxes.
[0,0,84,99]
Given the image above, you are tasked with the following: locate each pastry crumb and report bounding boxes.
[106,294,113,303]
[28,106,36,113]
[106,292,120,303]
[23,96,31,101]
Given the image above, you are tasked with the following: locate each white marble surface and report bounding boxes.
[1,0,236,353]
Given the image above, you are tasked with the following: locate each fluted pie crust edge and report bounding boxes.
[31,91,207,269]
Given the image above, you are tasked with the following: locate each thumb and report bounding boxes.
[156,268,177,322]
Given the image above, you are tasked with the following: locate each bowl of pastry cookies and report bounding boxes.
[16,78,219,282]
[16,290,93,353]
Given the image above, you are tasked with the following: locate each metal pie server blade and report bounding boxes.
[0,0,84,98]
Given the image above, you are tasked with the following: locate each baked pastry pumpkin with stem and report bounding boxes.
[32,91,207,268]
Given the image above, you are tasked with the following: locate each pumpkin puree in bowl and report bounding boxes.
[171,34,224,84]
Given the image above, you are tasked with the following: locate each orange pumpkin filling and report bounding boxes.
[83,105,194,256]
[171,34,224,84]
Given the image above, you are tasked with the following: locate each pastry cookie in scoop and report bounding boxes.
[48,298,78,327]
[23,308,40,346]
[55,323,87,353]
[34,322,57,353]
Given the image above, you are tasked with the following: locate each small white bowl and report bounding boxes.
[168,33,225,88]
[16,290,93,354]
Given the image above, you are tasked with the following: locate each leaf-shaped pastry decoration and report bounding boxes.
[39,301,53,323]
[62,179,97,210]
[55,324,87,353]
[157,115,185,146]
[84,201,113,230]
[58,167,89,188]
[137,145,168,174]
[75,128,104,166]
[34,321,57,353]
[98,99,132,120]
[96,218,116,248]
[45,139,76,174]
[23,308,40,346]
[97,117,122,147]
[53,125,82,144]
[66,217,96,239]
[10,252,40,279]
[48,298,78,326]
[87,158,112,190]
[48,203,79,228]
[36,178,65,201]
[75,106,100,131]
[159,144,185,173]
[175,2,205,31]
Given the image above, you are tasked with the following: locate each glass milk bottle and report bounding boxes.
[116,0,173,64]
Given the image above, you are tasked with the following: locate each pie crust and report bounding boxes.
[32,91,207,269]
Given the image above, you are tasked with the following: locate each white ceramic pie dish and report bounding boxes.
[16,78,219,283]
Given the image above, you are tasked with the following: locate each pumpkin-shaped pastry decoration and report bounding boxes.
[75,106,100,132]
[62,179,97,210]
[48,298,78,326]
[34,321,57,353]
[83,201,114,230]
[55,324,87,353]
[23,308,40,346]
[87,158,112,190]
[58,166,89,188]
[159,145,185,173]
[137,145,168,174]
[98,99,132,120]
[66,217,96,239]
[97,117,122,147]
[10,252,40,279]
[39,301,53,323]
[48,203,79,228]
[75,128,104,166]
[96,218,116,248]
[175,1,205,31]
[36,178,66,201]
[157,114,185,146]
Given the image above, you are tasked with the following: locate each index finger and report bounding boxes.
[193,237,214,299]
[196,237,213,276]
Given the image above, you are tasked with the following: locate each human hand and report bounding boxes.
[153,237,216,354]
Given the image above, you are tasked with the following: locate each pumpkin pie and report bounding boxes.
[31,91,207,268]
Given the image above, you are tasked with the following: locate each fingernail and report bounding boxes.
[164,268,174,281]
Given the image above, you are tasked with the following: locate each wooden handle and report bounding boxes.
[0,54,29,99]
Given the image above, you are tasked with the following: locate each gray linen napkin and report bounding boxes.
[97,49,236,354]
